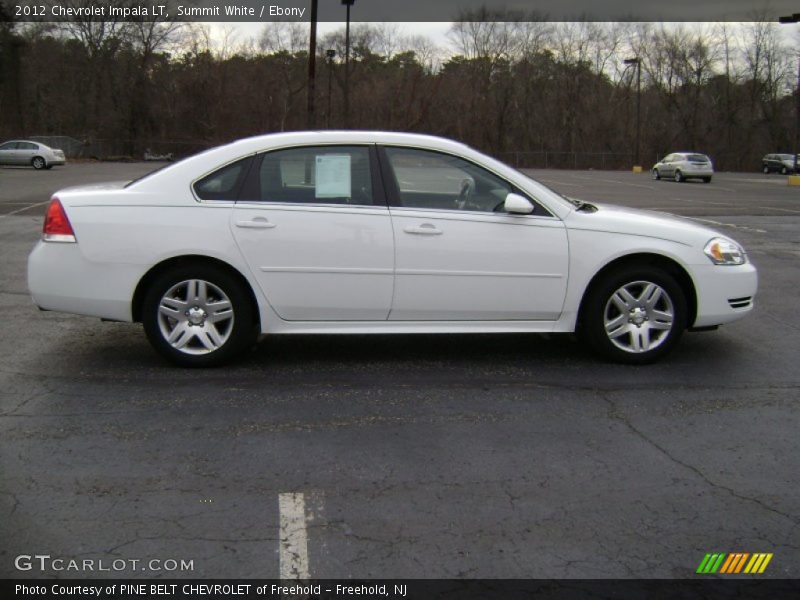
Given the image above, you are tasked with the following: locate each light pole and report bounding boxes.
[623,57,642,170]
[779,13,800,176]
[326,49,336,128]
[342,0,355,128]
[307,0,318,129]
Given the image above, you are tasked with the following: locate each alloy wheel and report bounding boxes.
[603,281,675,353]
[157,279,235,355]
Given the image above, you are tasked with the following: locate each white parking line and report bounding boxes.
[279,492,310,579]
[0,200,50,218]
[762,205,800,214]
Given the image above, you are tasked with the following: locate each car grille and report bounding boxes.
[728,297,753,309]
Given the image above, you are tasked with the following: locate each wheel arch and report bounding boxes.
[131,255,261,327]
[577,253,697,329]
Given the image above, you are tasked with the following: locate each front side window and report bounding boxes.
[254,146,373,205]
[0,142,17,150]
[383,147,519,213]
[193,157,251,200]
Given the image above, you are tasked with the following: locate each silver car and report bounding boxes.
[652,152,713,183]
[0,140,66,170]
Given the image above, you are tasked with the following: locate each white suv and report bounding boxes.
[652,153,713,183]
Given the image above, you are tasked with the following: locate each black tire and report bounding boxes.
[142,264,257,367]
[579,266,688,364]
[674,170,684,183]
[31,156,46,170]
[652,169,660,180]
[702,177,712,183]
[763,165,770,174]
[781,166,788,175]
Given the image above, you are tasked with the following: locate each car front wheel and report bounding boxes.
[652,169,660,180]
[674,170,684,183]
[142,265,257,367]
[580,267,687,364]
[763,165,770,174]
[31,156,45,170]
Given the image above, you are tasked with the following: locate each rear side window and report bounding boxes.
[193,157,252,200]
[687,154,709,162]
[18,142,37,150]
[250,146,374,205]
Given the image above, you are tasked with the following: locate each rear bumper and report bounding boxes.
[691,263,758,327]
[28,240,137,321]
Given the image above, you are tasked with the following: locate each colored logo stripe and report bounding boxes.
[697,552,773,574]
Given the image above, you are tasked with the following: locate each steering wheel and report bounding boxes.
[455,178,475,210]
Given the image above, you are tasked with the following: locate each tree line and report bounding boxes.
[1,5,798,171]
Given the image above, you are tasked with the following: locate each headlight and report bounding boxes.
[704,237,746,265]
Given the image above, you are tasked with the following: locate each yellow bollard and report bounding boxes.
[632,166,643,173]
[788,175,800,186]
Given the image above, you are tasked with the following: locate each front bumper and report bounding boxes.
[691,262,758,327]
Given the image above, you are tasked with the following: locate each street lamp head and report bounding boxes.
[779,15,798,23]
[326,49,336,58]
[341,0,355,5]
[623,57,640,65]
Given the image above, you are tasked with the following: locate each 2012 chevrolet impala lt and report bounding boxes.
[27,132,757,366]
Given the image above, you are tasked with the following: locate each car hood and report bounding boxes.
[564,202,722,247]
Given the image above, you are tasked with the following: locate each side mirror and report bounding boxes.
[504,193,534,215]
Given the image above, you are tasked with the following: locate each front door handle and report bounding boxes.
[236,217,276,229]
[403,223,443,235]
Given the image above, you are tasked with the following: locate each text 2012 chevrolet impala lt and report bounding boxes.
[27,132,757,366]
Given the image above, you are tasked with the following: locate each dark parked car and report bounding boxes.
[761,153,798,175]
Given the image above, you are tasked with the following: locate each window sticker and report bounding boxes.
[315,154,351,198]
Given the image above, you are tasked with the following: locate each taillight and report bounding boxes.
[42,198,76,243]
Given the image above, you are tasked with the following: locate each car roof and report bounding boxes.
[1,139,43,145]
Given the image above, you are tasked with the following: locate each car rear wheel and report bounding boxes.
[763,165,770,174]
[652,169,660,180]
[580,266,687,364]
[31,156,45,170]
[142,265,257,367]
[781,166,788,175]
[674,170,684,183]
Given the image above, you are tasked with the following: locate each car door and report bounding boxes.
[0,142,18,165]
[16,142,38,165]
[660,154,674,176]
[380,146,568,321]
[229,145,395,321]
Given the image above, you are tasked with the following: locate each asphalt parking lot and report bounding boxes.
[0,163,798,579]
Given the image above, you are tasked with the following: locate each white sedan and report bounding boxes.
[0,140,66,169]
[27,132,757,366]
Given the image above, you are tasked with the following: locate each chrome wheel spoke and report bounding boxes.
[641,283,662,307]
[630,326,651,352]
[199,325,223,350]
[605,314,627,336]
[159,296,187,316]
[612,289,636,311]
[167,323,192,348]
[207,299,233,323]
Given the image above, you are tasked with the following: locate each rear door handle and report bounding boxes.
[403,223,443,235]
[236,217,276,229]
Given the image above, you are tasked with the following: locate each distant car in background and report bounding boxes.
[761,153,798,175]
[652,152,713,183]
[0,140,66,169]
